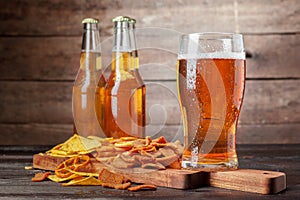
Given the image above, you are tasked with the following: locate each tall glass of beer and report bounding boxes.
[177,33,246,170]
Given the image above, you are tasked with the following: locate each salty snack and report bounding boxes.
[128,184,157,192]
[93,136,183,170]
[46,134,103,157]
[98,168,131,190]
[33,155,99,186]
[62,176,102,186]
[32,134,185,191]
[31,172,52,182]
[98,168,128,184]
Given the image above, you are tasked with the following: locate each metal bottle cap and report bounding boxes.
[112,16,130,22]
[82,18,99,24]
[128,18,136,24]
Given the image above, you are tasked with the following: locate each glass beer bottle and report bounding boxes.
[72,18,106,138]
[104,16,146,138]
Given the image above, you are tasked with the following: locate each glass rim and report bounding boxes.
[180,32,243,40]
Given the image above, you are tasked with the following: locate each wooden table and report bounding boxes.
[0,144,299,199]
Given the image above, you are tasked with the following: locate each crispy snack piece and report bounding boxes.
[62,176,102,186]
[152,136,167,144]
[92,135,184,170]
[111,156,135,169]
[48,174,80,183]
[46,134,102,157]
[55,155,90,178]
[24,166,33,170]
[167,158,181,169]
[98,168,131,190]
[114,141,134,149]
[102,182,131,190]
[159,147,176,157]
[98,168,128,184]
[157,155,178,166]
[46,154,99,186]
[128,184,157,192]
[31,172,51,182]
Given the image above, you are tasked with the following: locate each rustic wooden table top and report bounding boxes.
[0,144,299,200]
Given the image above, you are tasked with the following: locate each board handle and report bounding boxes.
[209,169,286,194]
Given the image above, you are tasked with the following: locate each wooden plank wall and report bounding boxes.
[0,0,299,145]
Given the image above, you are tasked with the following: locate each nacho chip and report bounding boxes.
[62,176,102,186]
[46,134,101,157]
[48,174,80,183]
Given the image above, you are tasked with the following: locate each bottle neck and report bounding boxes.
[128,23,137,52]
[80,23,102,71]
[128,23,139,70]
[112,21,131,53]
[112,21,132,73]
[82,23,101,53]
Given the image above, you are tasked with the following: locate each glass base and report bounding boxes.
[181,160,238,172]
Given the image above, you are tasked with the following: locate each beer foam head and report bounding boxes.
[178,32,245,60]
[178,52,245,60]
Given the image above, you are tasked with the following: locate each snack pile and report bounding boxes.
[31,134,184,191]
[92,136,183,170]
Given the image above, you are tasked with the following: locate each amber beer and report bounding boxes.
[72,18,106,138]
[177,33,245,170]
[105,51,146,138]
[104,16,146,138]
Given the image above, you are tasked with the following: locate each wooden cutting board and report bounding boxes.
[33,154,286,194]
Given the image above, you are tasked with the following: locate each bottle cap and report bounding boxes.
[82,18,99,24]
[112,16,130,22]
[128,18,136,24]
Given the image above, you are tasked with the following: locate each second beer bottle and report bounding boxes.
[104,16,146,138]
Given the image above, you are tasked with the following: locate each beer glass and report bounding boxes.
[177,33,246,170]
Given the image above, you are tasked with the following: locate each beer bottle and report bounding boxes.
[104,16,146,138]
[72,18,106,138]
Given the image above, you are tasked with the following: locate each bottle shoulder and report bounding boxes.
[106,70,144,87]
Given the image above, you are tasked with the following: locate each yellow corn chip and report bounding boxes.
[24,166,33,170]
[48,174,80,183]
[62,176,102,186]
[48,149,68,156]
[46,134,102,156]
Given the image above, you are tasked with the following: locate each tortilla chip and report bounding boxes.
[46,134,102,156]
[48,174,80,183]
[62,176,102,186]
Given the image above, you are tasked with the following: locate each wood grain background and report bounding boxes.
[0,0,299,145]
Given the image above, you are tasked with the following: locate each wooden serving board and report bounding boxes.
[33,154,286,194]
